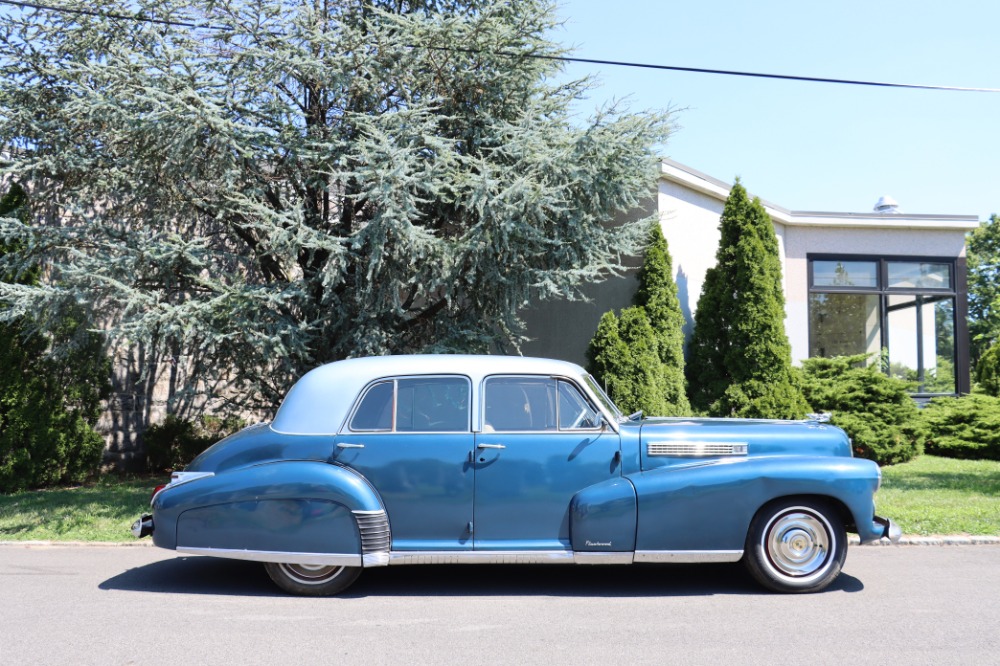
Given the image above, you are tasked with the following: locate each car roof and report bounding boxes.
[270,354,589,435]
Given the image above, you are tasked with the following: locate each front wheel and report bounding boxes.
[264,562,362,596]
[744,499,847,593]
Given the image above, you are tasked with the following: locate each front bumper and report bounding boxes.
[131,514,154,539]
[871,515,902,543]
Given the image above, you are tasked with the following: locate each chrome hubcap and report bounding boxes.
[764,510,832,578]
[279,563,345,585]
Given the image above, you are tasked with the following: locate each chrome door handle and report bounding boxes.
[337,443,365,449]
[477,443,506,450]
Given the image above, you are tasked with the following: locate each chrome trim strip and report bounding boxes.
[176,547,362,567]
[354,509,391,567]
[389,551,575,565]
[646,441,749,457]
[572,552,634,565]
[633,550,744,563]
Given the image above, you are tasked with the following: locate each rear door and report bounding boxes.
[334,375,474,551]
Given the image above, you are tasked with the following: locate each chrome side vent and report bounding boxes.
[354,510,391,567]
[647,441,748,457]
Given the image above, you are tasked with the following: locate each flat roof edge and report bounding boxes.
[659,158,980,228]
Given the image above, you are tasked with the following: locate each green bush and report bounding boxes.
[1,183,111,493]
[800,355,924,465]
[144,414,245,472]
[921,393,1000,460]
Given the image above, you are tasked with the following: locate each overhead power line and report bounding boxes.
[3,0,1000,93]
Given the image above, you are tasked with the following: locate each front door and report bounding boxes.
[473,376,620,551]
[334,376,474,551]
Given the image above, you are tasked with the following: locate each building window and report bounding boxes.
[808,256,963,396]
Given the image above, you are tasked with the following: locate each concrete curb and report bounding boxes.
[2,537,1000,548]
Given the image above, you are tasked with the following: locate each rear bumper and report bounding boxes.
[863,515,902,544]
[131,514,154,539]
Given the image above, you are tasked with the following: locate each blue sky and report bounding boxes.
[550,0,999,220]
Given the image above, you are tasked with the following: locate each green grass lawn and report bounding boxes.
[1,456,998,542]
[0,476,157,542]
[876,455,1000,536]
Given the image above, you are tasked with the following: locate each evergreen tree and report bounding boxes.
[0,0,672,411]
[686,180,808,418]
[967,213,1000,365]
[586,308,666,416]
[634,224,689,415]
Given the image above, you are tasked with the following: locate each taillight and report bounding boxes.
[151,484,167,501]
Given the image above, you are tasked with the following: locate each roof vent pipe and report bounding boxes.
[874,195,901,214]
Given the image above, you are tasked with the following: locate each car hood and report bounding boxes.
[636,417,853,458]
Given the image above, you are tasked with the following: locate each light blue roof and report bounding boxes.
[270,354,590,435]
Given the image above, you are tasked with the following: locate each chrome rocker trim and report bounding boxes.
[175,547,362,567]
[633,550,744,563]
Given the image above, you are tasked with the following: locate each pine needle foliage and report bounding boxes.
[921,393,1000,461]
[686,180,808,418]
[0,0,672,411]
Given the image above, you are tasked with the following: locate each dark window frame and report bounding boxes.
[808,253,969,396]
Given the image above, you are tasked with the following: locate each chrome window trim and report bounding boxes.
[342,374,473,435]
[346,380,395,433]
[633,550,744,563]
[176,547,362,567]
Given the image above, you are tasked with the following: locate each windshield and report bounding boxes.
[583,374,624,422]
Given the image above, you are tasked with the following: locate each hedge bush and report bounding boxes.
[144,414,246,472]
[1,183,111,493]
[799,354,924,465]
[921,393,1000,461]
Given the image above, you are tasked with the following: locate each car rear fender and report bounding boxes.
[152,461,388,565]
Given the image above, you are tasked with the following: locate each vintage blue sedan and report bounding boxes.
[132,355,900,595]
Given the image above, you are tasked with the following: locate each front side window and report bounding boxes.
[808,256,959,395]
[483,376,602,432]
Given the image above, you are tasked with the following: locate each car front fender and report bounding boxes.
[629,456,882,552]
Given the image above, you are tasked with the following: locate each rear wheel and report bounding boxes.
[264,562,362,596]
[744,499,846,593]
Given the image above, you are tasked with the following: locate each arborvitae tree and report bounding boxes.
[968,213,1000,365]
[0,0,672,411]
[0,183,110,492]
[634,224,689,415]
[686,180,809,418]
[586,308,666,416]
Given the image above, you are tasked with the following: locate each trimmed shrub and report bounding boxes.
[144,414,246,472]
[921,394,1000,460]
[800,355,924,465]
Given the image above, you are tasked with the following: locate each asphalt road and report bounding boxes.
[1,543,998,665]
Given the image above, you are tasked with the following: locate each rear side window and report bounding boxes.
[349,382,393,431]
[349,376,470,432]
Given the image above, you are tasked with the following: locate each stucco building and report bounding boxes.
[521,159,980,396]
